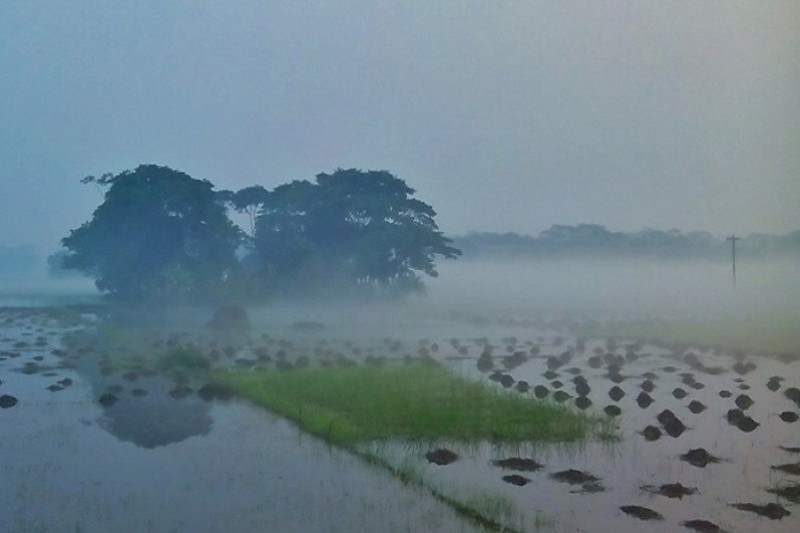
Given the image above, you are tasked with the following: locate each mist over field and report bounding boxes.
[2,2,799,531]
[428,257,800,320]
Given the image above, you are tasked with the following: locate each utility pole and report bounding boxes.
[727,235,740,287]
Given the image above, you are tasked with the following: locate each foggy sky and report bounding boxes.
[2,1,798,254]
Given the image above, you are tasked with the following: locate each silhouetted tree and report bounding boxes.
[62,165,242,300]
[250,169,460,295]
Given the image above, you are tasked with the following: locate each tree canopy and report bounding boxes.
[251,169,461,296]
[62,165,459,301]
[62,165,241,300]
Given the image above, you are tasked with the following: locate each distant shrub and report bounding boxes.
[159,346,210,371]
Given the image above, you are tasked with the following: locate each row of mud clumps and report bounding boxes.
[423,448,795,529]
[96,382,233,407]
[425,448,800,532]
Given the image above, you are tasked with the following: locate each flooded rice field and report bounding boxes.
[1,296,799,532]
[0,310,476,532]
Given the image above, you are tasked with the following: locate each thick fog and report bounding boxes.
[427,257,800,319]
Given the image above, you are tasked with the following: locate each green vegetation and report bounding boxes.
[212,363,591,446]
[159,346,210,371]
[586,312,800,357]
[62,165,460,301]
[62,165,241,301]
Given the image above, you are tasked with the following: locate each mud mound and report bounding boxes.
[502,474,530,486]
[550,469,599,485]
[644,482,696,499]
[767,483,800,503]
[681,448,721,468]
[682,519,724,532]
[0,394,19,409]
[619,505,662,521]
[771,462,800,475]
[730,502,790,519]
[608,386,625,402]
[687,401,706,414]
[642,426,661,441]
[492,458,543,472]
[426,448,458,465]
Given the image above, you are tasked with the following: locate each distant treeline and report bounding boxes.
[453,224,800,260]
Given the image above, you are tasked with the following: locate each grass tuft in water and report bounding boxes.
[213,363,591,446]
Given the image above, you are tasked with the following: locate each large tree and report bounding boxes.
[250,168,460,295]
[62,165,241,300]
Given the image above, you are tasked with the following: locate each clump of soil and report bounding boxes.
[552,390,571,403]
[550,469,599,485]
[502,474,530,486]
[492,457,543,472]
[681,448,721,468]
[657,409,687,438]
[780,446,800,454]
[426,448,458,465]
[169,384,193,399]
[719,390,732,398]
[645,482,697,499]
[687,400,706,414]
[499,374,515,388]
[619,505,662,521]
[608,386,625,402]
[730,502,790,520]
[533,385,549,399]
[502,351,528,370]
[673,387,688,399]
[636,392,654,408]
[766,376,782,392]
[98,393,118,407]
[732,360,756,375]
[476,350,493,372]
[197,383,233,401]
[604,405,622,417]
[726,409,759,432]
[642,426,661,441]
[786,387,800,408]
[767,483,800,503]
[771,462,800,475]
[734,394,754,410]
[575,396,592,410]
[779,411,798,423]
[640,379,655,393]
[682,519,724,532]
[515,380,529,393]
[0,394,19,409]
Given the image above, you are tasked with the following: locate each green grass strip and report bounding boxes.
[213,363,589,446]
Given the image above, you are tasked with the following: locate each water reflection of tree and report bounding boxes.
[61,320,213,449]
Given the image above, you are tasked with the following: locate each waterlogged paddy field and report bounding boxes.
[1,301,799,532]
[0,310,477,533]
